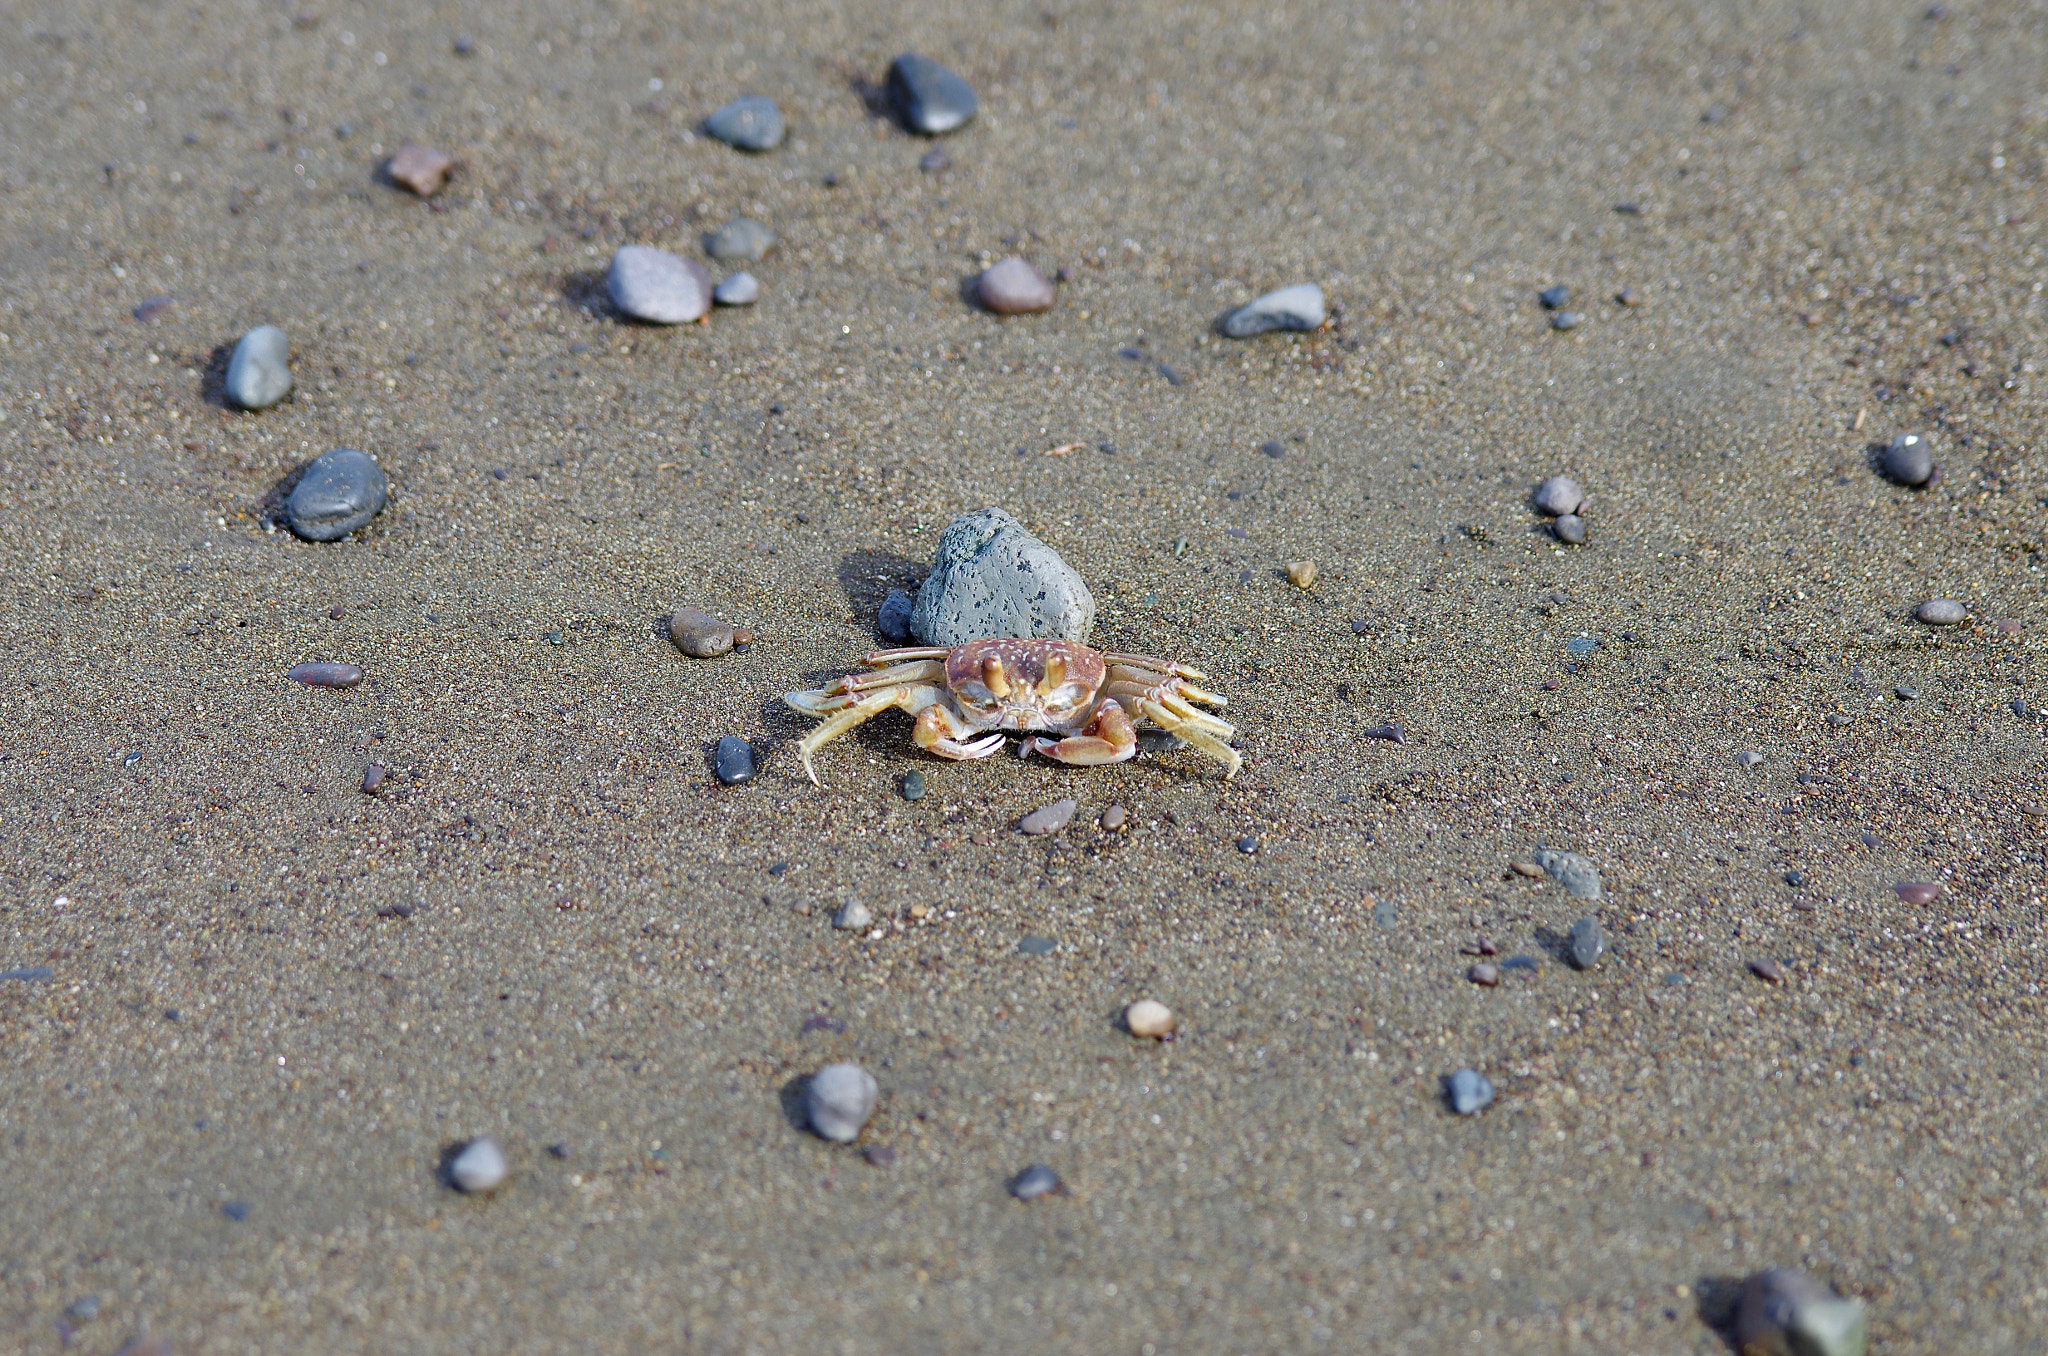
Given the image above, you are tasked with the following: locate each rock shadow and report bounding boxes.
[847,73,893,123]
[1530,925,1574,965]
[778,1074,816,1134]
[195,341,236,408]
[254,458,314,527]
[559,270,620,320]
[836,549,926,626]
[1692,1274,1745,1350]
[432,1142,469,1190]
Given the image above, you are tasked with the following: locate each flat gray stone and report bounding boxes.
[704,95,784,151]
[706,217,774,263]
[1534,848,1602,902]
[606,245,711,324]
[805,1063,878,1143]
[1736,1268,1868,1356]
[1882,432,1933,486]
[1010,1164,1060,1199]
[909,507,1095,646]
[1533,475,1585,516]
[713,736,755,786]
[713,271,760,306]
[285,448,387,542]
[1447,1068,1494,1115]
[224,325,292,409]
[889,53,978,134]
[1568,915,1606,969]
[1915,597,1966,626]
[1220,283,1325,338]
[976,257,1054,314]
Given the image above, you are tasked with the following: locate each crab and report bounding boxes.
[783,638,1239,785]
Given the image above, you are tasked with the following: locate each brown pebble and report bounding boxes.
[1285,560,1317,589]
[1616,286,1643,306]
[328,605,346,619]
[1895,880,1943,905]
[731,627,755,647]
[1468,962,1500,987]
[1511,861,1545,878]
[862,1144,898,1168]
[1100,804,1128,831]
[287,661,364,688]
[386,144,453,196]
[669,606,736,658]
[361,763,387,793]
[1748,957,1784,983]
[974,257,1055,314]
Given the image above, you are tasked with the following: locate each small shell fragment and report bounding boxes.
[1285,560,1317,589]
[1125,999,1176,1038]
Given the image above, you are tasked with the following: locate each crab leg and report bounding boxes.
[832,659,946,695]
[1024,698,1139,768]
[1135,696,1242,779]
[789,688,904,784]
[912,703,1006,762]
[1102,682,1235,739]
[863,647,952,666]
[1105,665,1227,707]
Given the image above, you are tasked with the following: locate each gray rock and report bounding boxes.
[66,1295,101,1322]
[669,607,736,657]
[910,507,1096,646]
[1447,1068,1495,1115]
[888,53,978,134]
[607,245,711,324]
[1532,475,1585,516]
[975,257,1055,314]
[1220,283,1325,338]
[285,448,387,541]
[1568,915,1606,969]
[286,662,364,688]
[706,217,774,263]
[805,1062,878,1142]
[704,95,784,151]
[224,325,292,409]
[833,901,872,931]
[900,770,925,801]
[1100,804,1128,831]
[448,1136,507,1193]
[1017,935,1056,955]
[1010,1164,1061,1199]
[1735,750,1765,768]
[1914,597,1966,626]
[877,588,915,643]
[1020,799,1077,835]
[1882,432,1933,487]
[1553,513,1586,544]
[713,271,760,306]
[1534,848,1602,902]
[1538,284,1570,309]
[713,736,755,786]
[1735,1268,1868,1356]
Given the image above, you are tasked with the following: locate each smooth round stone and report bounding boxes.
[877,588,914,643]
[1568,915,1606,969]
[1220,283,1325,338]
[713,271,760,306]
[888,53,978,134]
[1882,432,1933,486]
[975,257,1055,314]
[1748,957,1785,983]
[1785,869,1807,886]
[1468,962,1500,986]
[1447,1069,1495,1116]
[1538,284,1570,309]
[805,1063,878,1143]
[713,736,755,786]
[606,245,711,324]
[704,95,785,151]
[361,763,387,793]
[669,607,736,657]
[1894,683,1919,701]
[706,217,774,263]
[1020,799,1077,835]
[900,771,925,801]
[1553,513,1586,544]
[1099,804,1128,831]
[1009,1164,1060,1200]
[1125,999,1175,1038]
[285,448,387,541]
[287,661,364,688]
[1237,836,1258,854]
[833,900,873,930]
[910,507,1095,646]
[1549,310,1582,331]
[1914,598,1966,626]
[448,1136,507,1193]
[1736,1268,1868,1356]
[1532,475,1585,516]
[1895,880,1942,905]
[224,324,293,409]
[1735,750,1765,768]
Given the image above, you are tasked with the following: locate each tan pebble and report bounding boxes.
[1125,999,1176,1038]
[1100,804,1128,831]
[386,144,453,196]
[1511,861,1546,878]
[1285,560,1317,589]
[1748,957,1785,983]
[909,902,929,920]
[1468,963,1500,986]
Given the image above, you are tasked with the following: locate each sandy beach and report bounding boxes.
[1,0,2044,1350]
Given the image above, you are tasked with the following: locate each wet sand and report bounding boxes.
[1,0,2044,1350]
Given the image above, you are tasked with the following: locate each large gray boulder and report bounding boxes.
[909,508,1095,647]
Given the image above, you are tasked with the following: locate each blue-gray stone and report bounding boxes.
[1554,513,1586,544]
[1882,433,1933,487]
[805,1063,878,1142]
[704,95,785,151]
[706,217,774,263]
[1538,284,1570,309]
[1534,848,1602,902]
[1565,636,1598,655]
[606,245,711,324]
[909,507,1095,647]
[1010,1164,1060,1199]
[1017,936,1056,955]
[1549,310,1582,331]
[1220,283,1325,338]
[224,324,292,409]
[1568,915,1605,969]
[900,770,925,801]
[1447,1069,1495,1115]
[877,588,915,642]
[285,448,388,542]
[889,53,978,135]
[1533,476,1585,515]
[714,736,755,786]
[713,271,760,306]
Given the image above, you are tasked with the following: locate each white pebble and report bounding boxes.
[833,901,872,930]
[805,1063,878,1142]
[606,245,711,324]
[449,1136,507,1193]
[1125,999,1176,1038]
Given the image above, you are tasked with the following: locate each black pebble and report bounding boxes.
[1237,836,1258,854]
[1785,869,1807,886]
[1260,440,1285,458]
[221,1201,250,1222]
[1538,284,1570,309]
[714,736,756,785]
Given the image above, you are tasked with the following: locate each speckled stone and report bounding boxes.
[1533,476,1585,516]
[606,245,712,324]
[1447,1069,1495,1115]
[1534,848,1602,901]
[1735,1268,1868,1356]
[706,217,774,263]
[805,1063,878,1143]
[1882,432,1933,487]
[910,507,1095,646]
[975,257,1055,314]
[888,53,978,134]
[285,448,387,542]
[1220,283,1325,338]
[224,324,293,409]
[448,1136,507,1193]
[704,95,785,151]
[1914,598,1966,626]
[669,607,736,658]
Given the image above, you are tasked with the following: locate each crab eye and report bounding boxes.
[955,681,999,710]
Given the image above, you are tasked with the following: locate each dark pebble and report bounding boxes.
[1237,836,1258,854]
[900,770,925,801]
[1538,284,1570,309]
[704,95,785,151]
[878,588,914,641]
[1009,1164,1060,1200]
[1017,936,1056,955]
[863,1144,898,1169]
[452,35,475,56]
[1748,957,1785,983]
[1568,915,1605,969]
[1260,439,1285,458]
[287,661,364,688]
[1785,869,1807,887]
[1364,720,1408,743]
[133,295,175,322]
[1882,432,1934,487]
[714,736,755,786]
[361,763,387,793]
[1895,880,1942,905]
[669,606,736,658]
[285,448,388,541]
[889,52,978,134]
[221,1201,250,1222]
